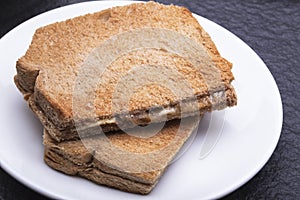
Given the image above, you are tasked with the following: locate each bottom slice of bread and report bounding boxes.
[43,116,201,194]
[44,141,156,194]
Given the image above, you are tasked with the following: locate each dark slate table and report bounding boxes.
[1,0,299,199]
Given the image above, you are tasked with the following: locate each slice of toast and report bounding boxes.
[43,116,200,194]
[15,2,237,141]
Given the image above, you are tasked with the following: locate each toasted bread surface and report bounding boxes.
[15,2,236,141]
[43,115,200,194]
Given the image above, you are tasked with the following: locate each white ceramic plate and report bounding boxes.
[0,1,282,199]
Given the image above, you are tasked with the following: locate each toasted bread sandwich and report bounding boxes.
[15,2,237,142]
[43,116,200,194]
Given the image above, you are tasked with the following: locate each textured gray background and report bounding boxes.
[1,0,299,199]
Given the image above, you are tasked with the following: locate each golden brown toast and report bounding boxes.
[43,116,200,194]
[15,2,237,142]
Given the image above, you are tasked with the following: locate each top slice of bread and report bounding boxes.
[15,2,237,141]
